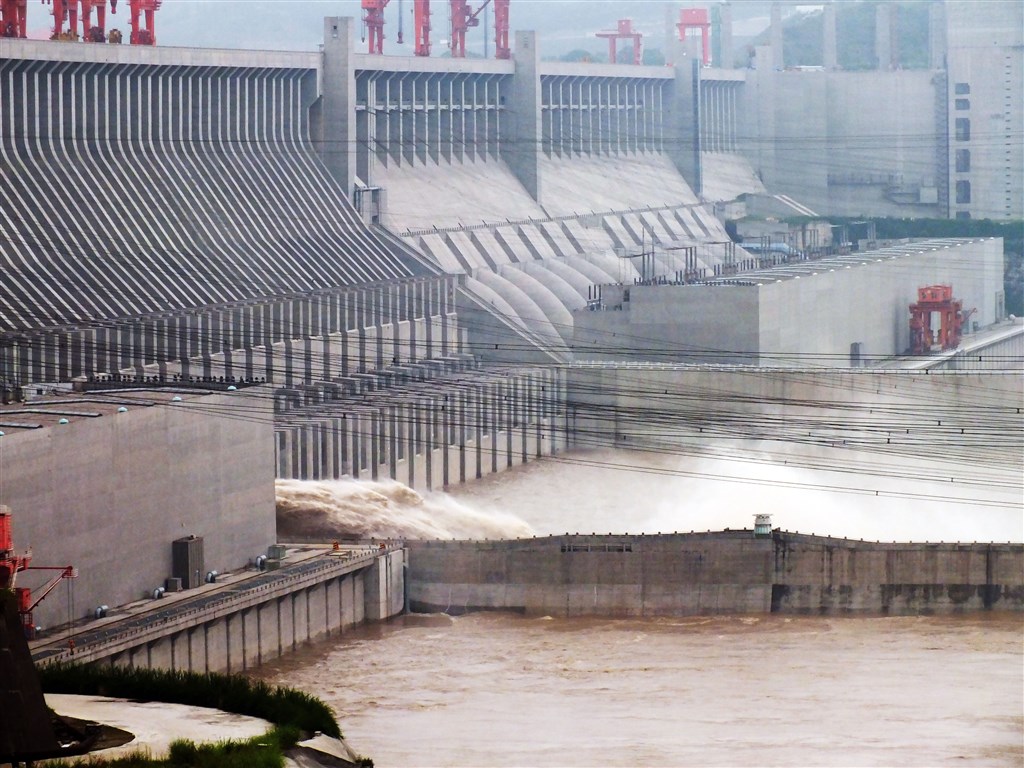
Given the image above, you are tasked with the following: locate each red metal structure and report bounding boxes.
[363,0,506,58]
[0,0,28,38]
[413,0,430,56]
[908,285,973,355]
[79,0,113,42]
[677,7,711,66]
[596,19,642,65]
[362,0,389,54]
[127,0,159,45]
[0,507,77,639]
[45,0,76,39]
[492,0,508,58]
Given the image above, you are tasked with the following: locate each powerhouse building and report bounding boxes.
[0,0,1020,628]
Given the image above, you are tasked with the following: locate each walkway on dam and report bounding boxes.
[30,543,393,666]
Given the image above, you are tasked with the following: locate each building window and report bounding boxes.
[955,211,971,220]
[955,118,970,141]
[954,82,970,95]
[956,180,971,204]
[955,149,971,172]
[955,98,970,110]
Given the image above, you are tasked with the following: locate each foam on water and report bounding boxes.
[275,478,534,541]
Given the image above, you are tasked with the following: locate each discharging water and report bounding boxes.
[255,612,1024,767]
[266,447,1024,767]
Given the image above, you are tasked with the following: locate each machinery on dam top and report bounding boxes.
[1,0,160,43]
[361,0,510,58]
[909,285,975,356]
[0,506,76,640]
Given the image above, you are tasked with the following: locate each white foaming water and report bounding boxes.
[275,478,534,541]
[448,446,1023,543]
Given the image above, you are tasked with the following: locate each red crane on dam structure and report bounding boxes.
[596,19,643,65]
[3,0,156,42]
[677,8,711,66]
[448,0,509,59]
[362,0,509,58]
[908,285,975,356]
[0,506,77,640]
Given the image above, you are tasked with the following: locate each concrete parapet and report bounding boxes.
[407,532,1024,617]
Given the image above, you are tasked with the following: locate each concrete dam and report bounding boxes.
[407,531,1024,617]
[0,7,1020,655]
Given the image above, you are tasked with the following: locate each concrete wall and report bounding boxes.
[0,391,276,630]
[407,533,1024,617]
[573,238,1004,365]
[825,71,941,218]
[565,364,1023,463]
[57,552,407,671]
[574,284,760,365]
[944,1,1024,220]
[103,570,368,674]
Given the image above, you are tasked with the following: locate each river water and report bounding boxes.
[265,447,1024,767]
[256,612,1023,767]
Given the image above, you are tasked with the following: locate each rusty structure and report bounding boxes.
[909,285,974,355]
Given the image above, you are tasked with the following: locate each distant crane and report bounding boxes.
[0,506,77,640]
[362,0,508,58]
[448,0,509,59]
[596,18,642,65]
[4,0,157,43]
[127,0,159,44]
[908,285,975,355]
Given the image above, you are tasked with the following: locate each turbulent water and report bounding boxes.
[267,448,1023,766]
[278,445,1023,544]
[276,478,533,541]
[256,612,1024,767]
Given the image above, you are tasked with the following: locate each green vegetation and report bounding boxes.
[40,664,377,766]
[40,663,341,738]
[48,728,297,768]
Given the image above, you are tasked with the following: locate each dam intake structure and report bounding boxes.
[407,531,1024,617]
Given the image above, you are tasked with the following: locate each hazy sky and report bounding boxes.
[88,0,777,56]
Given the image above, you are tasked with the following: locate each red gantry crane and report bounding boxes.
[0,506,77,640]
[79,0,114,42]
[4,0,155,42]
[596,18,643,65]
[908,285,975,355]
[677,7,711,66]
[127,0,159,44]
[0,0,28,37]
[362,0,508,58]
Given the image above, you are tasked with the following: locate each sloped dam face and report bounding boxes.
[406,532,1024,617]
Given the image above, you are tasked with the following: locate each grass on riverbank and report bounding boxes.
[40,663,341,738]
[47,726,299,768]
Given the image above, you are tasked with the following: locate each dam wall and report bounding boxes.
[565,365,1024,465]
[32,547,406,674]
[406,533,1024,617]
